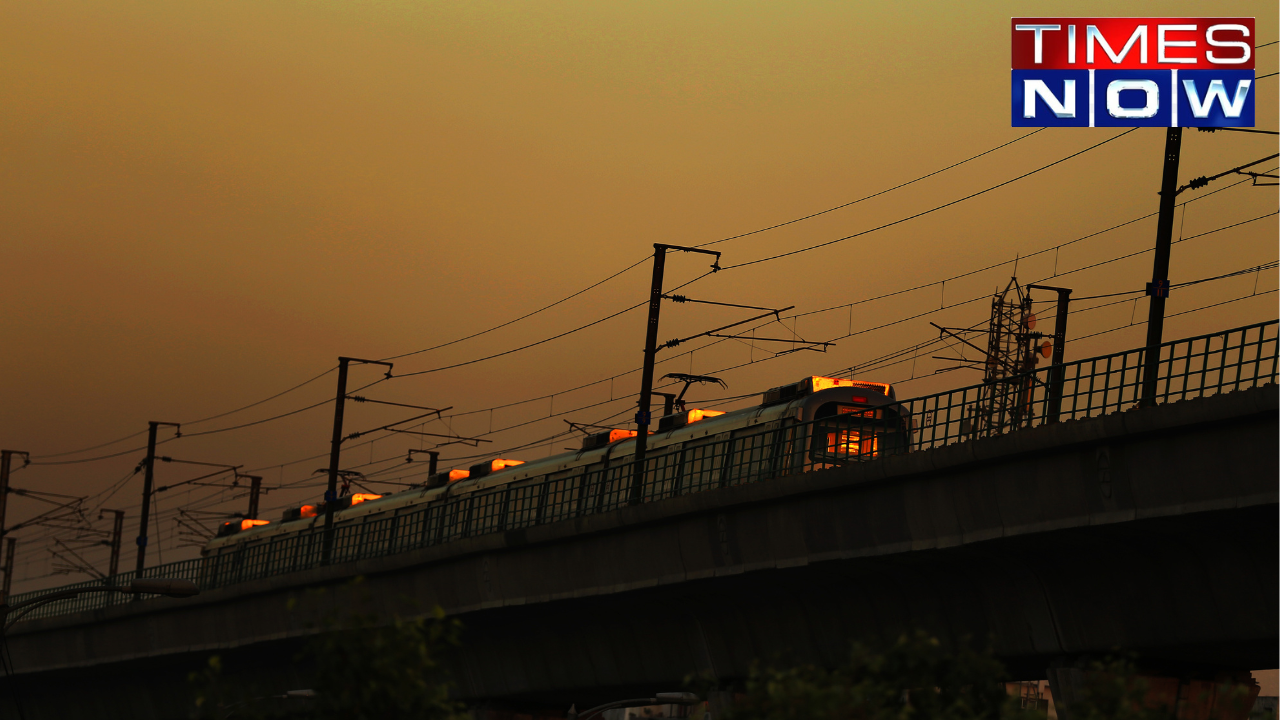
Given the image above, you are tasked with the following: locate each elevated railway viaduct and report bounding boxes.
[4,384,1277,719]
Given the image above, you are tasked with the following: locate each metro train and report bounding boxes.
[203,374,911,556]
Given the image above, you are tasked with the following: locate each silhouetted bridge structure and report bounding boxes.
[5,322,1278,719]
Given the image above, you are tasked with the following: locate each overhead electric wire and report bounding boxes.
[1046,261,1280,303]
[26,431,150,461]
[21,104,1277,491]
[177,376,390,439]
[385,168,1265,433]
[810,261,1280,384]
[1068,289,1278,344]
[14,126,1271,577]
[765,173,1274,327]
[645,157,1270,372]
[37,257,1274,574]
[400,237,1276,469]
[495,210,1276,438]
[27,127,1074,470]
[324,188,1276,479]
[0,466,139,569]
[28,441,165,467]
[379,131,1128,384]
[9,127,1167,473]
[822,323,984,381]
[696,265,1277,405]
[30,366,338,460]
[720,129,1139,270]
[1042,211,1277,282]
[178,366,338,427]
[29,376,393,465]
[389,300,647,378]
[376,333,977,475]
[24,174,1270,560]
[780,212,1279,349]
[1020,260,1278,323]
[390,131,1137,380]
[379,127,1054,367]
[696,129,1046,248]
[373,128,1172,420]
[391,268,721,379]
[379,257,652,362]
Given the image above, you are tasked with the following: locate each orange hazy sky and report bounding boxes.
[0,1,1276,592]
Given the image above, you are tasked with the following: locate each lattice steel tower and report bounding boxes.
[970,278,1038,437]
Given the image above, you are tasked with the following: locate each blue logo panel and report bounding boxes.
[1093,70,1173,128]
[1012,70,1089,127]
[1176,70,1255,127]
[1013,69,1256,127]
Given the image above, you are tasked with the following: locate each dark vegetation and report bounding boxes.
[708,633,1259,720]
[189,581,466,720]
[191,607,1260,720]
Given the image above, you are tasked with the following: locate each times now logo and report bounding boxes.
[1011,18,1255,127]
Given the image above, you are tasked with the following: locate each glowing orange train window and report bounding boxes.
[240,519,270,531]
[824,429,880,458]
[349,493,383,506]
[299,505,318,519]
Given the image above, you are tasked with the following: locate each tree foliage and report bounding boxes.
[190,580,467,720]
[306,604,466,720]
[716,638,1256,720]
[720,632,1030,720]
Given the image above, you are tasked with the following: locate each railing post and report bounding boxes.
[577,469,594,517]
[498,488,512,532]
[672,448,688,496]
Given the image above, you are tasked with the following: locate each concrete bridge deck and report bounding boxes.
[5,384,1277,719]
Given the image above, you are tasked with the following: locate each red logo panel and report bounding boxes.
[1011,18,1254,70]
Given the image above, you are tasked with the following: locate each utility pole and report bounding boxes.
[0,450,28,550]
[323,359,351,566]
[1141,127,1182,407]
[630,244,720,505]
[1027,285,1072,423]
[136,421,180,577]
[245,475,263,520]
[1,538,14,603]
[106,510,125,580]
[322,357,392,565]
[0,449,30,602]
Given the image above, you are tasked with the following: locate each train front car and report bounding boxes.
[766,376,912,468]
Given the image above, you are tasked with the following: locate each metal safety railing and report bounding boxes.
[8,321,1275,624]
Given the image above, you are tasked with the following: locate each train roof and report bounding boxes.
[203,375,898,553]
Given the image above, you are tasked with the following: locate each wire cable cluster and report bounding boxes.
[8,120,1277,592]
